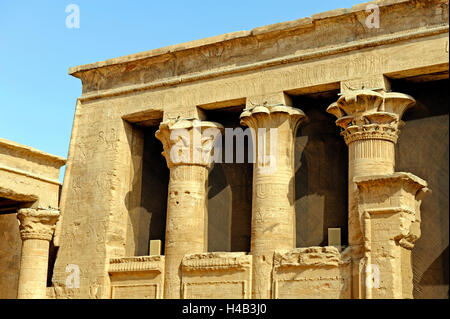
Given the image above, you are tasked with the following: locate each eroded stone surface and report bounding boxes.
[181,252,252,299]
[56,0,445,299]
[2,0,447,299]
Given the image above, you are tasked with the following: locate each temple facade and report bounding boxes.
[0,0,448,299]
[0,138,65,299]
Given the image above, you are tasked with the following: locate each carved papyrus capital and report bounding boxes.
[17,208,60,241]
[155,119,223,168]
[240,104,306,173]
[240,104,306,131]
[327,90,415,145]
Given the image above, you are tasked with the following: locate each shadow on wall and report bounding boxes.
[205,106,253,253]
[205,97,349,252]
[418,245,449,298]
[124,125,169,256]
[141,127,169,255]
[207,124,253,252]
[294,96,348,248]
[393,79,449,299]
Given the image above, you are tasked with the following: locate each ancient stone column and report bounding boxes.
[156,119,223,299]
[16,208,59,299]
[327,90,422,298]
[240,104,306,299]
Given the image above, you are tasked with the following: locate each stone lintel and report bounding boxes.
[162,106,207,122]
[340,74,391,93]
[245,92,293,109]
[0,186,39,203]
[122,109,163,126]
[241,97,306,128]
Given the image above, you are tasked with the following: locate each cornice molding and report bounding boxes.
[76,24,448,102]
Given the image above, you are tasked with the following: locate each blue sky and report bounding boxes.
[0,1,362,180]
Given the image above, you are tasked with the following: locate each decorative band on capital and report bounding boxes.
[341,123,399,145]
[17,208,60,241]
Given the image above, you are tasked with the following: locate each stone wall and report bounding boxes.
[272,247,351,299]
[0,213,22,299]
[139,127,169,255]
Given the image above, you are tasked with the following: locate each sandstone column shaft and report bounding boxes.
[16,208,59,299]
[164,164,208,298]
[241,104,306,299]
[156,119,222,299]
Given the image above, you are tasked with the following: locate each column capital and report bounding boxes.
[240,104,306,129]
[155,118,223,169]
[17,208,60,241]
[327,90,415,144]
[240,104,306,175]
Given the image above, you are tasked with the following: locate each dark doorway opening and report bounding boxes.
[392,78,449,299]
[203,106,253,253]
[292,92,349,248]
[140,126,170,255]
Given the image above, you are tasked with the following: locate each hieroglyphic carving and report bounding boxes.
[272,247,351,299]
